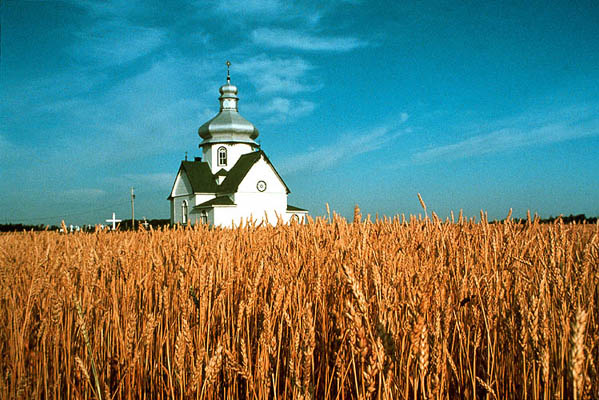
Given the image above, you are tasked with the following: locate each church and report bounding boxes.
[168,64,308,227]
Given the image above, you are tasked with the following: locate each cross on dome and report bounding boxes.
[226,60,231,83]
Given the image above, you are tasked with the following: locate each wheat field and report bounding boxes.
[0,210,597,399]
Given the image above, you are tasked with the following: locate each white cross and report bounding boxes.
[105,212,122,230]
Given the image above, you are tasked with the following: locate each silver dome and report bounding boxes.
[198,81,259,146]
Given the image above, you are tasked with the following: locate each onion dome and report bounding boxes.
[198,62,259,146]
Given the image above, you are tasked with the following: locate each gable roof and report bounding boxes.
[181,161,219,193]
[169,150,290,199]
[168,160,219,198]
[218,150,290,194]
[194,196,235,208]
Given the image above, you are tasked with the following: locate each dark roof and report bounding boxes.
[168,160,218,199]
[219,150,290,194]
[194,196,235,208]
[181,161,219,192]
[169,150,290,198]
[287,205,308,212]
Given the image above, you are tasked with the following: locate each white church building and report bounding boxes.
[168,65,308,227]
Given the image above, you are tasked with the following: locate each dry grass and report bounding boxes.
[0,211,597,399]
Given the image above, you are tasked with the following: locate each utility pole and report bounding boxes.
[131,187,135,230]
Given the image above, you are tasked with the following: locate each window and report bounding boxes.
[217,146,227,166]
[181,200,188,224]
[200,211,208,224]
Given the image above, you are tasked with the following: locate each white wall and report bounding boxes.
[194,194,216,206]
[171,171,192,197]
[202,143,254,173]
[236,157,287,194]
[209,157,288,227]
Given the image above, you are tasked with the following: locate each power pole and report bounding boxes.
[131,187,135,230]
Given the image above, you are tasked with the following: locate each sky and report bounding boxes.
[1,0,598,226]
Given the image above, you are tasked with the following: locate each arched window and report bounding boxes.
[200,210,208,224]
[217,146,227,166]
[181,200,188,224]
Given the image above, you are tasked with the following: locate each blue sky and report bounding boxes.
[1,0,598,225]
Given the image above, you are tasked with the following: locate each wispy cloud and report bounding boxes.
[72,20,166,67]
[279,126,404,174]
[235,55,319,94]
[411,105,599,164]
[64,0,168,68]
[252,28,367,51]
[244,97,316,124]
[27,56,215,167]
[215,0,288,16]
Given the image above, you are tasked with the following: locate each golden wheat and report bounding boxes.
[0,214,597,399]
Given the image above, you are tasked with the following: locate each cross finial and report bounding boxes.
[226,60,231,83]
[185,151,188,161]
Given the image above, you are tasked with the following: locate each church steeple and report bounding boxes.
[198,61,259,147]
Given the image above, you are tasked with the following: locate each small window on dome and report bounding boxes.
[217,147,227,166]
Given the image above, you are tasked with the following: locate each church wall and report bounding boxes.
[227,143,255,170]
[212,156,289,227]
[189,207,214,225]
[170,195,195,224]
[193,194,216,206]
[212,207,242,227]
[172,172,193,197]
[170,201,175,225]
[202,146,213,168]
[233,193,287,226]
[203,143,254,173]
[236,158,287,194]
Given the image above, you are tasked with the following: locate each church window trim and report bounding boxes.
[181,200,188,224]
[217,146,227,166]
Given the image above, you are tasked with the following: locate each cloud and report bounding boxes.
[411,105,599,164]
[215,0,287,16]
[72,20,166,67]
[76,57,215,158]
[235,55,319,94]
[244,97,316,124]
[252,28,367,52]
[279,126,404,174]
[64,0,167,67]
